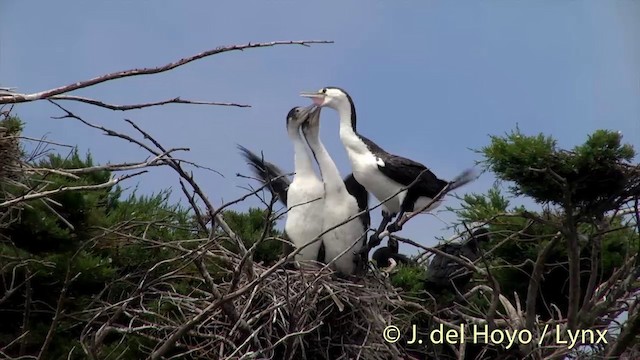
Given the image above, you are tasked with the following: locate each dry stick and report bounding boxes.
[563,202,581,331]
[391,235,484,275]
[122,118,250,256]
[19,271,33,357]
[459,224,502,330]
[1,332,30,355]
[27,167,81,180]
[543,256,639,359]
[605,286,640,358]
[209,173,292,223]
[49,95,250,110]
[0,40,333,105]
[39,198,75,230]
[525,232,561,330]
[581,222,606,317]
[47,148,193,174]
[89,255,189,353]
[582,255,637,318]
[0,170,145,208]
[37,245,86,360]
[229,193,278,293]
[0,267,37,305]
[179,180,209,231]
[85,222,222,352]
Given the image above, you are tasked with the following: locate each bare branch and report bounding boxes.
[525,232,561,329]
[0,171,145,208]
[49,95,250,110]
[0,40,333,105]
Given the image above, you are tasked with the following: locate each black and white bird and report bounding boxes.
[424,227,491,291]
[301,106,370,275]
[371,236,413,274]
[301,87,477,253]
[239,105,325,263]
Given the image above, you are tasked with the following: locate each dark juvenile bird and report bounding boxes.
[300,87,477,255]
[371,236,413,273]
[424,227,491,292]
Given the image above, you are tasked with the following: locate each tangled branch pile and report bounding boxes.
[82,242,417,359]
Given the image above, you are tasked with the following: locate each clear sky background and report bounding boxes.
[1,1,639,253]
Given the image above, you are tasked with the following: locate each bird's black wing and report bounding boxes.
[237,145,291,206]
[427,243,462,278]
[382,155,448,195]
[343,173,370,229]
[360,136,447,197]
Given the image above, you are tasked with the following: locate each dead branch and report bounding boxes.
[49,95,250,110]
[0,171,145,208]
[525,232,561,329]
[0,40,332,105]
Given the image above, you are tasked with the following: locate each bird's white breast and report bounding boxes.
[338,127,405,215]
[285,176,325,261]
[321,191,365,275]
[347,151,405,215]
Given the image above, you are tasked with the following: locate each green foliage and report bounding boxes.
[481,128,636,214]
[454,184,512,223]
[0,138,200,358]
[222,207,284,265]
[454,161,638,320]
[0,115,24,134]
[390,264,427,296]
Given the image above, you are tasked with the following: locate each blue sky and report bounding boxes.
[1,1,639,252]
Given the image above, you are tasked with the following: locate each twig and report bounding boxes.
[0,171,145,208]
[49,95,250,110]
[525,232,561,329]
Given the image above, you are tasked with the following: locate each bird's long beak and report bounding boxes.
[300,91,326,106]
[303,104,322,127]
[296,104,315,118]
[306,104,322,126]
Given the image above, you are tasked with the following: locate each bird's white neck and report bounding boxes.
[333,101,369,156]
[304,128,346,195]
[288,126,315,177]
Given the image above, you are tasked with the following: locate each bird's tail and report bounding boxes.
[237,144,291,206]
[448,168,479,192]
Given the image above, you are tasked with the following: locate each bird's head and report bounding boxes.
[300,87,351,110]
[286,104,320,130]
[301,105,322,138]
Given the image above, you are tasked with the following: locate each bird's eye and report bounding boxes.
[322,88,327,94]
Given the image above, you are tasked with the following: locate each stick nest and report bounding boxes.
[94,246,423,360]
